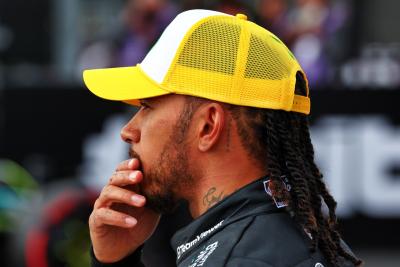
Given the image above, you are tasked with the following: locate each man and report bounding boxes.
[83,9,361,267]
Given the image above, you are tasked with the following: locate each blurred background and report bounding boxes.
[0,0,399,266]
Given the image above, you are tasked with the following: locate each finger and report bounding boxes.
[96,185,146,209]
[91,207,138,228]
[116,158,140,172]
[108,170,143,186]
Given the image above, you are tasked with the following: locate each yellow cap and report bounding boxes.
[83,9,310,114]
[236,13,247,20]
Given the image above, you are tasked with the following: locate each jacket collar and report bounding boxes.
[171,176,286,261]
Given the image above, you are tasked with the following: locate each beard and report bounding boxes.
[127,97,201,214]
[129,131,194,214]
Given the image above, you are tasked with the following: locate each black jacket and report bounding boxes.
[91,177,356,267]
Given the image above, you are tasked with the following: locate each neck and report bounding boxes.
[186,159,266,218]
[182,110,267,218]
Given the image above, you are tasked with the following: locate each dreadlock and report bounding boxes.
[226,72,362,267]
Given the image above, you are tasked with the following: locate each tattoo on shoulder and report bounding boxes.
[203,187,225,208]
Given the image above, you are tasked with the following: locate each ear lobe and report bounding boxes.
[198,104,225,152]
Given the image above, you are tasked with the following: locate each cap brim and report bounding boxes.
[83,65,171,106]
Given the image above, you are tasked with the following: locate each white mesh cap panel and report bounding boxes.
[140,9,231,84]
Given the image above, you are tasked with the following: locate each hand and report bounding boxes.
[88,158,160,263]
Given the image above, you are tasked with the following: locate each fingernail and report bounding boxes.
[125,217,137,226]
[129,171,137,181]
[131,195,144,205]
[128,159,135,168]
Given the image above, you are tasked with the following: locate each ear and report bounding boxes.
[196,103,225,152]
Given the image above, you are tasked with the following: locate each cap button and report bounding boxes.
[236,13,247,20]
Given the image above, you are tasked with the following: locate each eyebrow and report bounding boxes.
[140,96,161,106]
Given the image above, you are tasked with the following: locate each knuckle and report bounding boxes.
[110,171,120,182]
[101,208,109,217]
[101,184,108,193]
[115,171,123,180]
[88,212,95,225]
[101,185,112,199]
[94,199,101,208]
[122,191,132,202]
[91,210,102,226]
[110,172,127,185]
[97,208,109,219]
[95,212,107,226]
[116,161,127,171]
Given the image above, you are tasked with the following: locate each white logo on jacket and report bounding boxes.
[188,241,219,267]
[176,220,223,259]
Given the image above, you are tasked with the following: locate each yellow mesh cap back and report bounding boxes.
[162,13,310,114]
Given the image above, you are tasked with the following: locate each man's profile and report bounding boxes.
[83,9,361,267]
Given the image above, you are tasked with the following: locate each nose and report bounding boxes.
[120,117,141,144]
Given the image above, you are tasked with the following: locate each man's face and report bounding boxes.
[121,95,195,213]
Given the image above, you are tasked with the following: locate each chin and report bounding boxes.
[137,182,177,214]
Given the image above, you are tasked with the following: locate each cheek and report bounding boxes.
[140,119,172,162]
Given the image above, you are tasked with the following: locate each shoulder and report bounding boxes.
[227,212,329,266]
[224,212,357,267]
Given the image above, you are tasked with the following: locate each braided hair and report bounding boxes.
[225,72,362,266]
